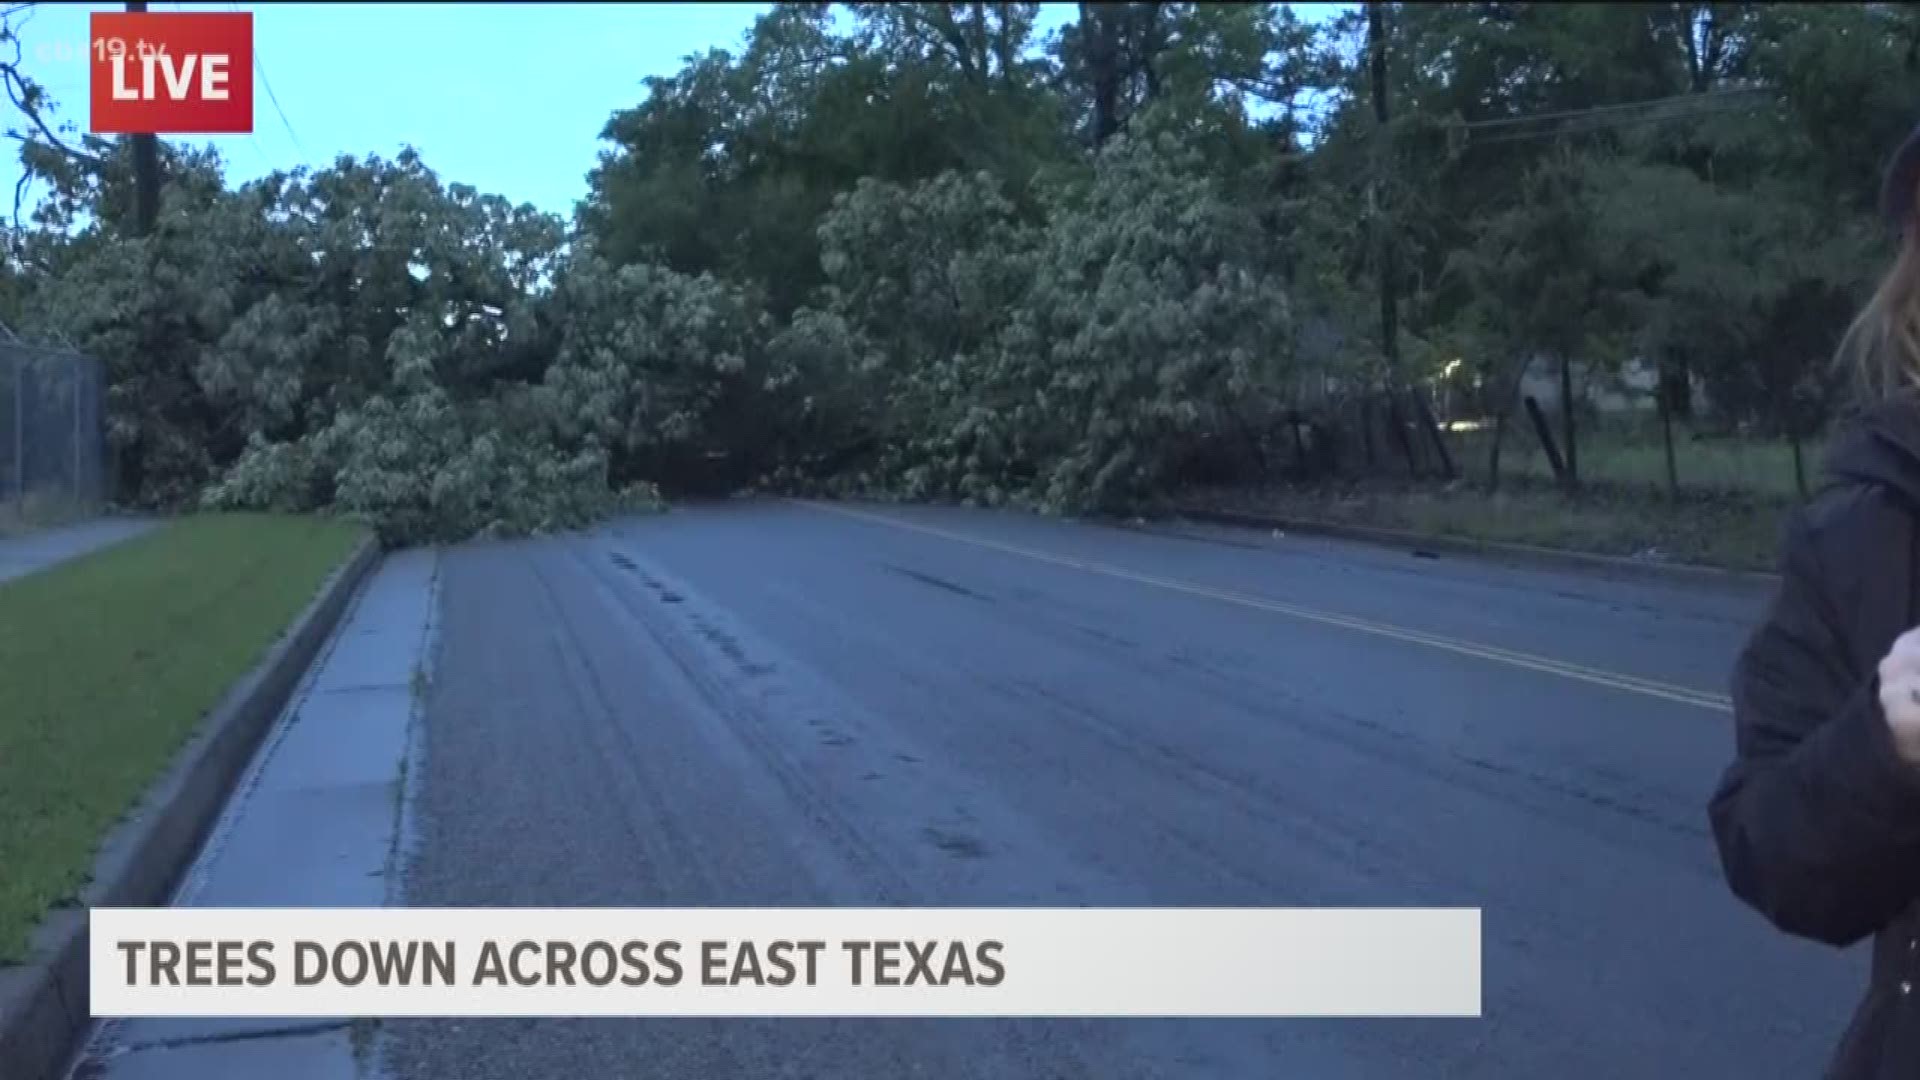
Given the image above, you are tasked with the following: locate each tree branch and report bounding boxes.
[11,159,26,236]
[755,46,860,78]
[990,2,1017,82]
[908,4,981,83]
[1228,75,1305,104]
[0,63,105,167]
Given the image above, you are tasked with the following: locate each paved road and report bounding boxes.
[0,516,154,584]
[386,500,1858,1080]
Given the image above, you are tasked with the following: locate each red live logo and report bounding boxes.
[89,11,252,135]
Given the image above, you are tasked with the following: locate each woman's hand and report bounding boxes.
[1878,628,1920,765]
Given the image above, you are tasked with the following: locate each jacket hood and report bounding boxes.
[1825,400,1920,509]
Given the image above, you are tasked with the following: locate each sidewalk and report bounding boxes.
[0,517,157,585]
[69,549,439,1080]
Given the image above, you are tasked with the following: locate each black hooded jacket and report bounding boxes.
[1712,402,1920,1078]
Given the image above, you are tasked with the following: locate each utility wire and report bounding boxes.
[255,56,309,165]
[1467,98,1769,147]
[229,1,309,166]
[1458,84,1771,132]
[242,131,275,172]
[1305,83,1773,150]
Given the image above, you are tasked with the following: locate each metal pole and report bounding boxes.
[127,1,160,237]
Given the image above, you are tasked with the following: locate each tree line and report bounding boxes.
[2,2,1915,542]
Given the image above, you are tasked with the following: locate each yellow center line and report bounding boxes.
[795,499,1734,715]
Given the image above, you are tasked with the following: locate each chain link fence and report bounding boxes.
[0,329,109,521]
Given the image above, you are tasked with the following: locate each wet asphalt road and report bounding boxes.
[385,499,1860,1080]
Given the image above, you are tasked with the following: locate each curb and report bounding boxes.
[0,533,383,1080]
[1167,506,1782,592]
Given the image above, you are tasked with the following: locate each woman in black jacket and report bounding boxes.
[1712,131,1920,1079]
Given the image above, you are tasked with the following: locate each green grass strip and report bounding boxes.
[0,513,364,961]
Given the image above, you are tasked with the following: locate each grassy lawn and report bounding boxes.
[1184,421,1811,572]
[0,513,364,962]
[1446,424,1821,501]
[1179,480,1792,573]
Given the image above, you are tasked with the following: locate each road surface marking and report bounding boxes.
[797,500,1733,715]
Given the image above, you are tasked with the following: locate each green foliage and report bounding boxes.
[545,257,790,495]
[1009,115,1293,509]
[3,0,1914,538]
[818,169,1039,502]
[582,2,1068,318]
[802,112,1292,512]
[815,169,1037,469]
[204,388,658,547]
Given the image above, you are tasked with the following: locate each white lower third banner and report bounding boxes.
[91,907,1481,1018]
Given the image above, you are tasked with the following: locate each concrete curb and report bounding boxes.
[1168,505,1782,592]
[0,534,382,1080]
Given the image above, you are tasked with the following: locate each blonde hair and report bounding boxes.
[1841,219,1920,401]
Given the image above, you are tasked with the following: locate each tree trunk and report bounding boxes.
[1367,1,1400,385]
[1139,3,1166,102]
[990,2,1017,81]
[1081,3,1121,146]
[1485,357,1530,492]
[1557,354,1579,489]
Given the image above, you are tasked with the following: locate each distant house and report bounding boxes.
[1517,354,1711,417]
[1277,321,1712,423]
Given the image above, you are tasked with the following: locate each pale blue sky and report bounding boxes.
[2,2,1346,221]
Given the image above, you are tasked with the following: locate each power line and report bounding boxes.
[1458,84,1771,132]
[242,131,275,172]
[254,55,309,165]
[229,1,309,167]
[1467,98,1769,147]
[1301,83,1773,153]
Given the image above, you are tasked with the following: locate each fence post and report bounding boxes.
[1384,390,1420,478]
[1410,388,1456,481]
